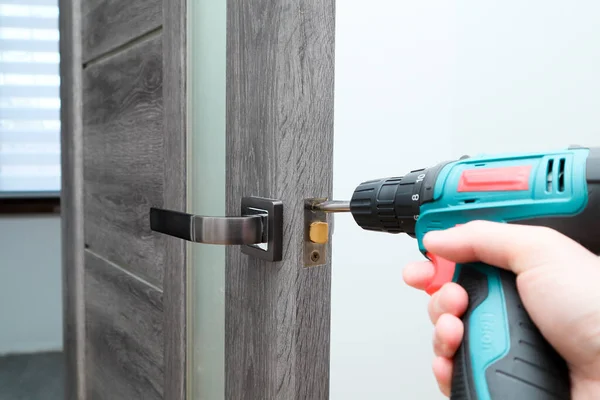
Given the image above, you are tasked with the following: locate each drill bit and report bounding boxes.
[308,200,351,213]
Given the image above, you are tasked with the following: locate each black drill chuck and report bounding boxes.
[349,162,450,236]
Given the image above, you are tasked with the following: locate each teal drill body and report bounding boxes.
[349,146,600,400]
[416,147,589,250]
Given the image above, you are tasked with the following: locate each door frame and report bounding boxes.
[162,0,188,398]
[59,0,85,398]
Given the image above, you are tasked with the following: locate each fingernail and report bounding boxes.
[424,230,446,244]
[428,228,454,238]
[424,230,440,239]
[439,383,450,397]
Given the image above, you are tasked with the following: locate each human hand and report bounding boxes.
[403,221,600,399]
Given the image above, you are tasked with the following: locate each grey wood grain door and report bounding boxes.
[60,0,335,399]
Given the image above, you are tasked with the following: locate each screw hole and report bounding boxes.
[310,250,320,262]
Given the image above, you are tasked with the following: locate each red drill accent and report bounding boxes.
[457,165,532,192]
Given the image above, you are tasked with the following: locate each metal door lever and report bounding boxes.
[150,196,283,261]
[149,209,264,245]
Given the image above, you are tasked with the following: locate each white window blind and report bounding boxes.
[0,0,60,198]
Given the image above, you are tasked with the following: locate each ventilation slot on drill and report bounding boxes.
[546,159,554,192]
[558,158,565,192]
[545,158,566,193]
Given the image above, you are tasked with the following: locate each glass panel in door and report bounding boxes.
[187,0,227,398]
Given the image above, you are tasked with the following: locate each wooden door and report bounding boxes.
[60,0,186,399]
[60,0,335,399]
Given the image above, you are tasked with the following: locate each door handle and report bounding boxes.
[150,196,283,261]
[149,209,264,245]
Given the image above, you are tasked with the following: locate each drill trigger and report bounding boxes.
[424,253,456,295]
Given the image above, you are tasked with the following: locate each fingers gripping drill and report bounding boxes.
[313,146,600,400]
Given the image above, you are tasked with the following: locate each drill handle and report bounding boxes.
[450,262,570,400]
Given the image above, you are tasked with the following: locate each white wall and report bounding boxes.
[0,216,62,355]
[331,2,600,399]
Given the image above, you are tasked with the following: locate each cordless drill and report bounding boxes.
[317,146,600,400]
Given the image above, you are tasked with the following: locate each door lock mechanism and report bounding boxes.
[150,196,283,262]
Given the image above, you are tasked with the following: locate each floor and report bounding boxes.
[0,352,64,400]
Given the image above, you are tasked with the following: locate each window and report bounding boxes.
[0,0,60,199]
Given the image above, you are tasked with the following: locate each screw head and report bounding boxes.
[310,250,320,262]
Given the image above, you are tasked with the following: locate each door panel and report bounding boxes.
[64,0,188,398]
[84,251,164,400]
[81,0,162,64]
[83,33,165,287]
[81,26,168,400]
[225,0,336,398]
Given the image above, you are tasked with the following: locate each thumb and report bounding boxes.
[423,220,595,275]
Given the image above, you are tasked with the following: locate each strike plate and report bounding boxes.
[303,198,328,267]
